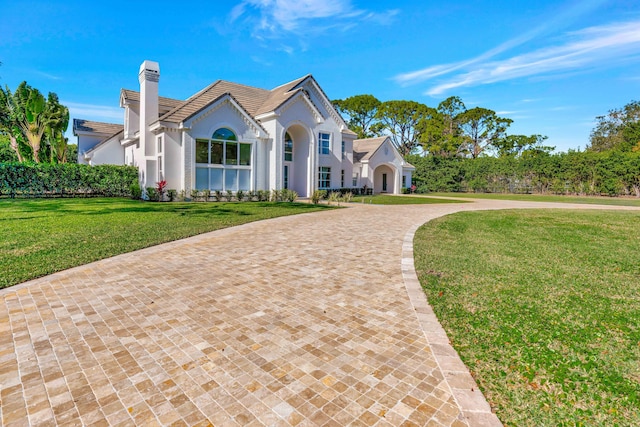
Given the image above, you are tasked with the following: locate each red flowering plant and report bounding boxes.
[156,180,167,201]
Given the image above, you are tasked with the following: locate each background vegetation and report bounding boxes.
[334,95,639,198]
[414,210,640,426]
[407,151,640,197]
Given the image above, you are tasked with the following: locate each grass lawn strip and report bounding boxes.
[414,209,640,426]
[350,194,467,205]
[0,198,330,289]
[426,192,640,207]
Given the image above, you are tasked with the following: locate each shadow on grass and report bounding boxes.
[1,199,332,217]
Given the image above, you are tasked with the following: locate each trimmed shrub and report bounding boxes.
[129,182,142,200]
[146,187,159,201]
[0,163,138,198]
[311,190,326,204]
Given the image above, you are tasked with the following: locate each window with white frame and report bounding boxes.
[352,173,359,187]
[319,132,330,155]
[318,167,331,189]
[195,128,252,191]
[284,132,293,161]
[157,136,163,181]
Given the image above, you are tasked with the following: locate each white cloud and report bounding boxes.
[229,0,398,40]
[410,19,640,96]
[32,70,62,80]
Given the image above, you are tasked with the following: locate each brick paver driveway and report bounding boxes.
[2,199,638,426]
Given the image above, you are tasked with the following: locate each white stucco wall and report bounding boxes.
[366,139,404,194]
[160,131,182,191]
[84,137,125,166]
[76,135,105,163]
[124,106,139,139]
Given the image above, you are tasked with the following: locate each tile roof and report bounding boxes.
[157,81,268,123]
[120,75,349,135]
[255,76,309,116]
[73,119,123,135]
[353,136,388,162]
[157,75,311,124]
[120,89,183,110]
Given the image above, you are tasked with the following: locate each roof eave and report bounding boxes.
[272,90,325,124]
[149,121,179,132]
[255,111,279,121]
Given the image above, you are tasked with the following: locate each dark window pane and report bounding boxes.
[284,132,293,161]
[211,141,223,164]
[195,139,209,163]
[239,143,251,166]
[226,141,238,165]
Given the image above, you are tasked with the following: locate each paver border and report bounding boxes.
[401,221,503,427]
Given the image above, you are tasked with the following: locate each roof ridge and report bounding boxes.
[269,74,310,92]
[354,136,388,143]
[157,80,225,121]
[183,80,223,102]
[216,79,271,95]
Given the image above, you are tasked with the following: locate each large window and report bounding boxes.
[318,167,331,189]
[284,132,293,161]
[195,128,252,191]
[319,132,330,155]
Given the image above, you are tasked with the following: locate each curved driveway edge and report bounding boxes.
[1,199,638,426]
[401,224,501,427]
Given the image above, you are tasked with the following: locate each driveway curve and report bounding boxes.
[1,199,638,426]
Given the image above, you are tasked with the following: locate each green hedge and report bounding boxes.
[0,163,139,198]
[407,151,640,197]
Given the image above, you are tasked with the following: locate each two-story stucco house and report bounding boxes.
[73,60,414,196]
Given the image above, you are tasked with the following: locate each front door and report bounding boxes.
[382,173,387,192]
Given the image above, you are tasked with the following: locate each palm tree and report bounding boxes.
[0,82,69,163]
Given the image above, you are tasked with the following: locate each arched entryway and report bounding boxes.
[283,124,310,197]
[373,164,395,194]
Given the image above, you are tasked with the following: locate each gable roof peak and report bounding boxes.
[269,74,312,92]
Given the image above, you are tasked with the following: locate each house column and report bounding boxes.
[308,134,316,196]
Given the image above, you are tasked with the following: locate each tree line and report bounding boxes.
[407,151,640,197]
[332,94,552,158]
[0,82,71,163]
[334,95,639,197]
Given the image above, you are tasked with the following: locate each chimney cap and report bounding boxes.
[139,60,160,83]
[139,60,160,75]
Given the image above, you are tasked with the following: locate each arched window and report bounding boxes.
[212,128,237,141]
[284,132,293,161]
[195,127,252,192]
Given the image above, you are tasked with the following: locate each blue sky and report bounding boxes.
[1,0,639,152]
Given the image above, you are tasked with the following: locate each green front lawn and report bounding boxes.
[414,210,640,426]
[351,194,467,205]
[427,192,640,207]
[0,198,330,289]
